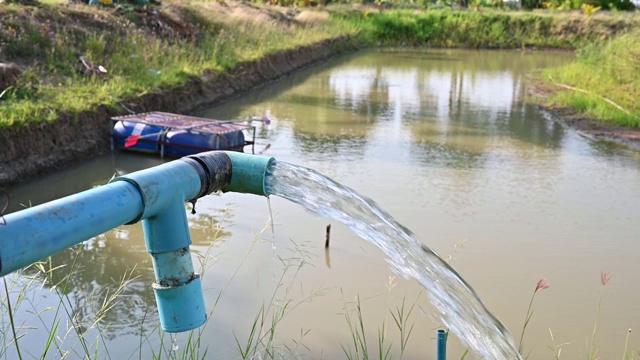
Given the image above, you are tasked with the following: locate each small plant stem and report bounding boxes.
[588,287,605,359]
[3,277,23,360]
[622,329,631,360]
[518,290,537,354]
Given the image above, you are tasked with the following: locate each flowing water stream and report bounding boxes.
[266,161,521,359]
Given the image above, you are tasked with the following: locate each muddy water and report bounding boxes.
[6,49,640,359]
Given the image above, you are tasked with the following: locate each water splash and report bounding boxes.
[267,196,275,236]
[265,161,522,360]
[171,333,179,352]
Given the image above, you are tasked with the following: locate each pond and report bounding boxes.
[5,48,640,359]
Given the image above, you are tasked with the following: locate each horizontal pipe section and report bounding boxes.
[0,159,205,278]
[0,181,143,277]
[111,160,202,222]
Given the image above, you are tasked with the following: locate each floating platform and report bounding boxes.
[111,111,256,157]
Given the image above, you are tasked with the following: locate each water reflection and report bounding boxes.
[32,233,156,340]
[204,49,573,169]
[15,206,232,341]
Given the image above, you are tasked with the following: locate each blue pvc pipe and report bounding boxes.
[0,181,143,277]
[0,151,273,333]
[110,160,202,225]
[437,329,447,360]
[223,151,274,196]
[1,158,207,332]
[111,159,207,332]
[141,195,207,332]
[151,250,206,332]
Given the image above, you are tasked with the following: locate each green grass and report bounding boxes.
[544,28,640,127]
[341,9,639,49]
[0,250,140,359]
[1,2,638,130]
[0,1,360,129]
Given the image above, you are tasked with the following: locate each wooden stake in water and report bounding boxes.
[325,224,331,248]
[324,224,332,268]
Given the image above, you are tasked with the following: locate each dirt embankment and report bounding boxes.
[0,38,357,187]
[541,106,640,148]
[527,76,640,149]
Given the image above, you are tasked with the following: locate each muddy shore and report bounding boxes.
[540,106,640,149]
[3,40,640,187]
[0,37,358,187]
[527,76,640,149]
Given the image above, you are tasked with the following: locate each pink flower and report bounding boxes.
[601,271,612,286]
[535,278,549,292]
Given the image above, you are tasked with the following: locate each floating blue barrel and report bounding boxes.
[111,112,254,157]
[113,121,164,153]
[164,130,246,158]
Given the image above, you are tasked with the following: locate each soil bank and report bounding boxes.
[3,5,640,187]
[528,76,640,149]
[0,37,358,187]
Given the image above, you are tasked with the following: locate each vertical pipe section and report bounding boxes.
[111,159,209,332]
[0,181,143,277]
[437,329,447,360]
[144,198,206,332]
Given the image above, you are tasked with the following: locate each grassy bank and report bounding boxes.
[358,9,638,49]
[543,28,640,127]
[1,2,638,130]
[0,1,361,129]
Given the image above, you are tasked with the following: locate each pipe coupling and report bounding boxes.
[181,151,233,200]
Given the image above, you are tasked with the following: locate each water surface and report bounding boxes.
[5,49,640,359]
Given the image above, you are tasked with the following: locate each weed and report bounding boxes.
[233,238,325,359]
[547,328,569,359]
[588,271,612,360]
[363,9,636,49]
[340,290,422,360]
[518,278,549,356]
[0,249,139,359]
[544,29,640,127]
[2,278,23,360]
[389,295,418,357]
[622,329,632,360]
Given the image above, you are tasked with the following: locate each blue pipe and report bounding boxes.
[437,329,447,360]
[0,180,144,276]
[0,151,274,333]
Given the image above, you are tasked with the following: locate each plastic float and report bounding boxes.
[111,111,263,157]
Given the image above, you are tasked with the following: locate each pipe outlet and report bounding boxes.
[221,151,275,196]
